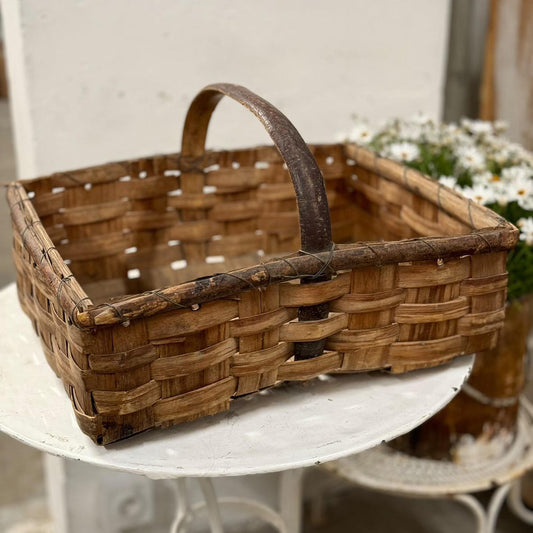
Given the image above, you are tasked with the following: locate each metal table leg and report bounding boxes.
[486,483,512,533]
[452,494,487,533]
[507,478,533,525]
[167,470,304,533]
[279,468,304,533]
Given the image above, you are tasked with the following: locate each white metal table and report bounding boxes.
[0,282,474,532]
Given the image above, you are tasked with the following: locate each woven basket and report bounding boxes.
[7,83,518,444]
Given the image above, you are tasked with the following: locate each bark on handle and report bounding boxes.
[181,83,333,359]
[181,83,332,254]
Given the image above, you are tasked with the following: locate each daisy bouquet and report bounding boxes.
[346,116,533,301]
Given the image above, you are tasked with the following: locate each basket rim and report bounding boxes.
[7,143,518,330]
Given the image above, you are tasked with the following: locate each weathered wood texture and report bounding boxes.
[6,84,518,444]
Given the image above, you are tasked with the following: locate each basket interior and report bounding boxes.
[21,143,472,306]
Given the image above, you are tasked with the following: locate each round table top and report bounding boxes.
[0,282,473,479]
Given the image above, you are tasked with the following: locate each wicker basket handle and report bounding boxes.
[181,83,333,359]
[181,83,332,254]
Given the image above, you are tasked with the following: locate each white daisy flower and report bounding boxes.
[518,194,533,211]
[456,146,486,172]
[444,122,461,135]
[493,120,508,134]
[491,147,512,165]
[491,180,512,207]
[438,175,457,189]
[461,118,493,136]
[459,183,495,205]
[425,128,444,144]
[385,142,420,162]
[520,151,533,167]
[397,122,424,142]
[471,171,494,185]
[508,176,533,206]
[348,122,374,145]
[501,165,533,182]
[451,132,476,150]
[518,218,533,245]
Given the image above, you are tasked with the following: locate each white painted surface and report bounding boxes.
[0,283,473,479]
[1,0,451,178]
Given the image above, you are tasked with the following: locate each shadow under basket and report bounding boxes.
[7,83,518,444]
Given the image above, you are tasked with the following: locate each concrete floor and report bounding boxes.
[0,100,531,532]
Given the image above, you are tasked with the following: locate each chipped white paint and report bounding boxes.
[0,282,473,479]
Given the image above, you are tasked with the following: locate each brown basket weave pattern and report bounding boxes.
[7,84,518,444]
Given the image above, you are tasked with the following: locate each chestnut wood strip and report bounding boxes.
[124,175,180,200]
[89,345,158,372]
[57,232,133,261]
[207,232,263,257]
[400,205,447,236]
[205,168,262,189]
[147,300,239,340]
[55,199,130,226]
[327,323,400,350]
[398,258,471,288]
[395,296,469,323]
[151,338,236,379]
[153,377,235,423]
[165,220,224,243]
[277,351,342,381]
[31,192,64,217]
[92,380,161,415]
[168,193,218,210]
[458,309,506,335]
[330,288,405,314]
[461,273,508,296]
[229,307,297,337]
[209,200,261,222]
[231,342,293,370]
[389,335,466,360]
[279,313,348,342]
[279,274,350,307]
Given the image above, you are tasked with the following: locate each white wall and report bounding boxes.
[3,0,451,178]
